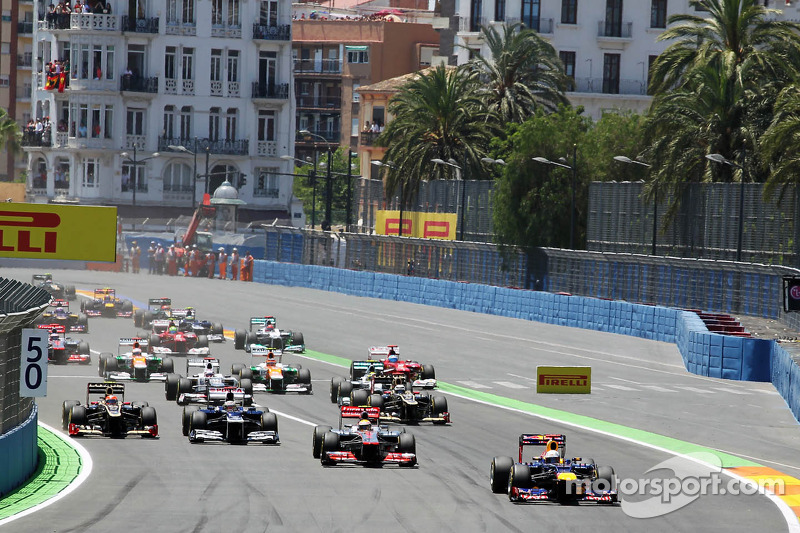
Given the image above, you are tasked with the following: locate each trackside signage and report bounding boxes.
[536,366,591,394]
[375,210,457,239]
[0,203,117,261]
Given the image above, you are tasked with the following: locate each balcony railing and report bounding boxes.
[360,131,381,146]
[21,131,51,147]
[252,82,290,99]
[120,16,159,34]
[253,188,280,198]
[165,22,196,36]
[253,23,290,40]
[17,21,33,34]
[256,141,277,157]
[121,76,158,93]
[296,96,341,109]
[39,13,118,31]
[598,20,633,38]
[571,77,646,95]
[296,130,340,143]
[293,59,342,74]
[17,54,33,68]
[159,137,250,156]
[211,24,242,38]
[458,16,487,32]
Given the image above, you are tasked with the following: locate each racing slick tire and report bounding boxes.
[103,354,118,376]
[313,425,332,458]
[78,313,89,332]
[78,341,90,355]
[260,412,278,433]
[321,432,340,464]
[149,334,160,347]
[177,378,193,404]
[240,378,254,397]
[211,323,223,336]
[421,364,436,380]
[190,410,207,432]
[196,335,209,348]
[161,357,175,374]
[240,367,253,380]
[62,400,79,430]
[245,332,257,347]
[66,285,76,300]
[330,377,344,403]
[297,368,311,385]
[369,394,384,409]
[397,433,417,466]
[141,407,157,429]
[292,332,305,350]
[338,381,353,402]
[431,396,448,424]
[143,311,154,327]
[351,389,369,407]
[122,300,133,314]
[490,456,514,493]
[182,407,197,436]
[97,354,109,377]
[69,405,87,427]
[231,363,244,376]
[595,466,616,493]
[134,309,144,328]
[234,329,247,350]
[509,464,533,498]
[165,373,180,401]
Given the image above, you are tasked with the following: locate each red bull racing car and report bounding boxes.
[81,288,134,318]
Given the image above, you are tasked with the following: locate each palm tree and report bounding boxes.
[759,86,800,197]
[465,23,568,124]
[376,65,498,203]
[0,108,21,156]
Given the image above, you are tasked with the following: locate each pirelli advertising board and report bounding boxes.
[0,203,117,262]
[375,210,457,240]
[536,366,591,394]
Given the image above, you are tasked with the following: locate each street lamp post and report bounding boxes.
[532,144,577,249]
[280,154,316,229]
[706,152,747,262]
[299,129,333,230]
[346,151,356,232]
[168,138,199,208]
[372,160,401,235]
[432,158,467,241]
[120,145,159,207]
[613,155,654,255]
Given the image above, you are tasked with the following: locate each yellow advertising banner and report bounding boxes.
[0,203,117,261]
[375,210,457,240]
[536,366,592,394]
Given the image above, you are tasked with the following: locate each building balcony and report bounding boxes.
[360,131,380,146]
[21,131,51,148]
[18,21,34,34]
[570,77,647,96]
[125,135,146,150]
[293,59,342,75]
[296,130,340,143]
[120,16,159,34]
[121,76,159,94]
[211,24,242,38]
[256,141,278,157]
[252,82,290,100]
[253,188,280,198]
[39,13,119,33]
[458,16,486,33]
[159,137,250,156]
[253,23,290,41]
[296,96,341,110]
[17,54,33,68]
[597,20,633,39]
[165,22,196,36]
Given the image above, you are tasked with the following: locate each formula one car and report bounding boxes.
[99,338,175,382]
[182,393,279,444]
[231,346,312,394]
[490,434,618,504]
[340,374,449,425]
[234,316,305,353]
[165,358,254,406]
[367,345,436,388]
[81,288,134,318]
[39,324,90,365]
[37,299,89,333]
[133,297,172,329]
[329,360,385,403]
[31,273,76,301]
[170,307,225,342]
[147,319,209,357]
[313,406,417,467]
[61,382,158,438]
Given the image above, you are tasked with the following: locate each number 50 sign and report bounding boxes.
[20,329,48,397]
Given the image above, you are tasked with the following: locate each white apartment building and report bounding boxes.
[25,0,302,225]
[452,0,800,119]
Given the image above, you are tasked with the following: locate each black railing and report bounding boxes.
[360,131,380,146]
[121,76,158,93]
[121,16,159,34]
[21,130,51,147]
[159,136,250,156]
[598,20,632,38]
[252,82,289,99]
[18,21,33,34]
[296,130,340,143]
[253,23,290,40]
[296,96,341,108]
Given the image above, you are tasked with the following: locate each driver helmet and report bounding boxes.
[204,362,214,377]
[544,449,560,463]
[224,400,236,411]
[357,418,372,431]
[132,342,142,356]
[388,353,398,363]
[49,330,60,341]
[168,321,178,333]
[106,396,118,405]
[394,384,406,394]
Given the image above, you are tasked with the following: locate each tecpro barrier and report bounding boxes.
[0,406,38,497]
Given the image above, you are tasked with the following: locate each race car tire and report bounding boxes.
[369,394,384,409]
[351,389,369,407]
[231,363,244,376]
[338,381,353,401]
[62,400,79,430]
[292,332,305,350]
[509,464,533,494]
[182,407,198,436]
[212,323,223,335]
[490,456,514,493]
[165,373,180,401]
[149,334,160,347]
[78,314,89,332]
[585,457,595,467]
[322,431,340,453]
[104,354,118,374]
[260,412,278,433]
[245,332,257,347]
[134,309,143,328]
[297,368,311,384]
[234,329,247,350]
[161,357,175,374]
[313,425,332,458]
[178,377,193,395]
[240,367,253,380]
[122,300,133,313]
[66,285,76,300]
[97,354,108,377]
[78,341,90,355]
[141,406,157,428]
[330,377,343,403]
[143,311,154,327]
[190,410,207,431]
[421,364,436,380]
[196,335,209,349]
[431,396,448,424]
[69,405,87,427]
[240,378,253,396]
[398,433,416,454]
[595,466,616,492]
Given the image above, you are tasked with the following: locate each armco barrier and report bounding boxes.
[0,405,38,497]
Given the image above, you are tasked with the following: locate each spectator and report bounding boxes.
[130,241,141,273]
[166,245,177,276]
[154,244,165,275]
[242,251,254,282]
[147,241,156,274]
[78,122,87,138]
[230,248,240,280]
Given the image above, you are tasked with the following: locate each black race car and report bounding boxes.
[62,382,158,438]
[31,273,76,301]
[134,297,172,328]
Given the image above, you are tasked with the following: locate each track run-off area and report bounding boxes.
[1,267,799,532]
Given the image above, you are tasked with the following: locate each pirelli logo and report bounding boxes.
[375,210,457,240]
[536,366,592,394]
[0,204,117,261]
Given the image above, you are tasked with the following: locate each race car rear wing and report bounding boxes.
[351,360,384,379]
[38,323,66,334]
[86,382,125,402]
[51,299,69,308]
[170,308,193,319]
[187,357,220,373]
[368,345,400,358]
[119,337,149,347]
[250,316,277,330]
[147,297,172,311]
[250,345,282,358]
[339,406,380,428]
[519,434,567,462]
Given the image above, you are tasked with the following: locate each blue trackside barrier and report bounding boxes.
[0,405,38,497]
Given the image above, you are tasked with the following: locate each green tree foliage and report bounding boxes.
[291,147,359,227]
[0,108,21,156]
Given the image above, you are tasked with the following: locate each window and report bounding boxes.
[163,162,192,192]
[225,108,238,141]
[347,49,369,64]
[0,75,9,88]
[91,106,101,137]
[604,0,622,37]
[651,0,667,29]
[559,51,576,85]
[495,0,505,22]
[209,107,221,141]
[351,118,359,137]
[352,82,360,102]
[227,50,239,82]
[602,53,620,94]
[561,0,577,24]
[127,108,144,135]
[211,49,222,82]
[258,110,275,141]
[255,167,279,197]
[181,48,194,80]
[106,45,115,80]
[182,0,195,24]
[122,163,145,192]
[470,0,482,31]
[165,47,176,79]
[180,106,192,139]
[260,0,278,26]
[54,157,70,189]
[163,105,175,138]
[521,0,540,31]
[227,0,240,26]
[82,158,99,188]
[104,106,113,139]
[211,0,223,25]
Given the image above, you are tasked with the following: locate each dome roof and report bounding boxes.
[210,180,246,205]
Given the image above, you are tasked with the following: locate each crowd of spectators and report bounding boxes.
[43,59,69,92]
[22,117,52,147]
[362,121,384,133]
[43,1,113,29]
[293,12,404,22]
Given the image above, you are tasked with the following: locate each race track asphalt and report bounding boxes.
[1,267,798,532]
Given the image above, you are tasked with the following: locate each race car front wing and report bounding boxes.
[189,429,279,444]
[321,451,416,466]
